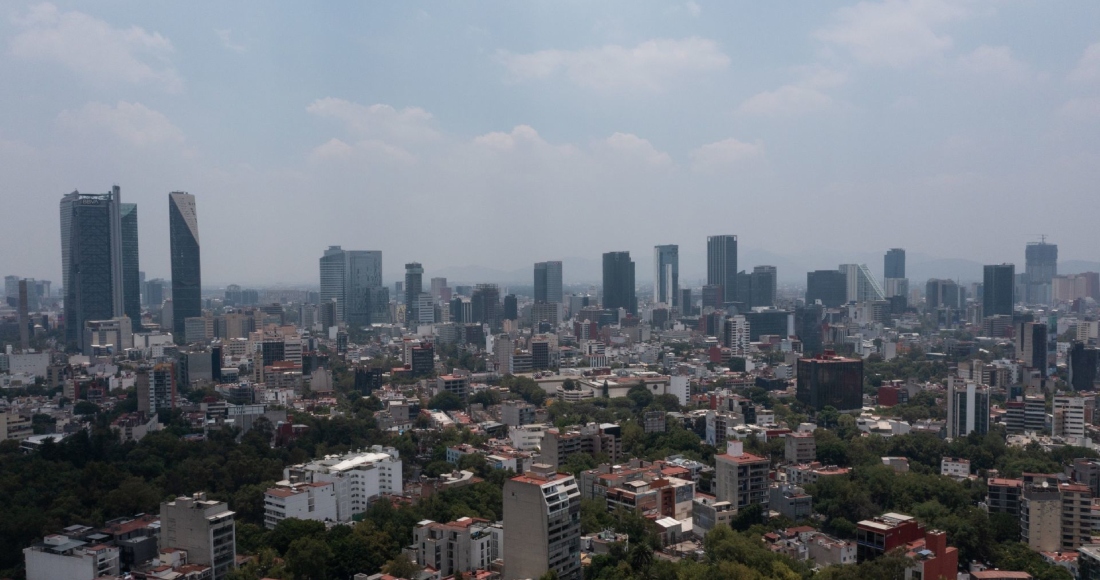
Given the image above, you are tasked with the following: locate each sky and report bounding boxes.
[1,1,1099,287]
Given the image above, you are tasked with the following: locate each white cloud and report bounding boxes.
[737,67,846,117]
[56,101,184,145]
[10,3,182,91]
[685,1,702,17]
[1060,97,1100,121]
[815,0,967,67]
[470,125,577,157]
[215,29,246,52]
[956,45,1034,82]
[1069,42,1100,83]
[497,37,729,91]
[306,98,440,142]
[596,132,673,167]
[690,138,763,171]
[308,137,416,166]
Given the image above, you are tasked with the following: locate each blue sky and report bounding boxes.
[1,1,1098,285]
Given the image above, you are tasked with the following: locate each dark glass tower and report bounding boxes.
[653,245,679,307]
[750,265,777,308]
[1025,241,1058,304]
[884,248,906,279]
[120,203,141,330]
[805,270,846,308]
[404,262,423,326]
[60,188,123,350]
[707,235,738,303]
[169,192,201,341]
[983,264,1015,317]
[602,251,636,316]
[534,261,563,304]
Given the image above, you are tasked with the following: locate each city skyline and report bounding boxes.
[2,2,1099,285]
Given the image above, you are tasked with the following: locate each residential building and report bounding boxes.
[903,529,958,580]
[169,192,201,341]
[1020,484,1062,552]
[503,465,582,580]
[855,512,923,562]
[796,352,864,411]
[769,483,812,520]
[283,447,402,522]
[692,494,735,536]
[0,412,33,442]
[784,432,816,464]
[262,481,338,529]
[714,440,769,511]
[24,534,120,580]
[986,478,1023,517]
[723,315,750,356]
[501,400,537,427]
[540,424,621,469]
[940,458,970,479]
[436,374,469,401]
[707,235,738,303]
[946,378,990,439]
[1053,396,1089,442]
[159,492,235,579]
[414,517,503,577]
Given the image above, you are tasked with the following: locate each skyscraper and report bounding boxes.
[1025,241,1058,304]
[120,203,141,330]
[534,261,563,304]
[805,270,846,308]
[60,188,124,350]
[839,264,885,303]
[169,192,201,341]
[601,251,636,316]
[471,283,501,331]
[319,246,347,321]
[503,294,518,321]
[946,378,989,439]
[405,263,424,326]
[653,245,679,307]
[750,265,777,308]
[983,264,1015,317]
[884,248,906,279]
[345,250,383,326]
[707,235,738,303]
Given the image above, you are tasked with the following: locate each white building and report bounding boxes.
[24,534,120,580]
[940,458,970,480]
[724,315,750,357]
[263,481,339,529]
[283,446,402,522]
[1053,396,1089,443]
[669,375,690,407]
[510,424,549,451]
[0,351,50,377]
[414,517,504,576]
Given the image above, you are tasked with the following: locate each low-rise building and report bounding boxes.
[24,534,120,580]
[769,483,812,521]
[263,481,338,529]
[941,457,971,480]
[283,446,403,522]
[413,517,503,576]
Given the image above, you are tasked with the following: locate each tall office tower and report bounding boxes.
[534,261,563,304]
[169,192,201,341]
[394,281,404,304]
[503,294,518,321]
[404,263,424,326]
[884,248,906,279]
[319,246,347,321]
[3,276,18,302]
[601,251,636,316]
[680,288,693,316]
[805,270,847,308]
[1025,241,1058,304]
[471,284,502,331]
[796,353,864,411]
[795,304,825,356]
[138,270,146,306]
[17,280,29,350]
[707,235,738,303]
[1017,321,1049,377]
[345,250,383,326]
[60,188,124,350]
[160,493,236,579]
[946,378,990,439]
[839,264,885,303]
[120,203,141,330]
[430,277,447,301]
[503,465,582,580]
[750,265,777,308]
[926,279,962,310]
[653,245,679,307]
[983,264,1015,317]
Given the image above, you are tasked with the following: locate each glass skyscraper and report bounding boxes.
[120,203,141,330]
[653,245,679,307]
[983,264,1015,317]
[169,192,201,341]
[707,235,738,303]
[60,187,124,350]
[602,251,636,316]
[534,261,563,304]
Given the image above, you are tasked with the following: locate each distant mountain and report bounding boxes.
[1061,260,1100,275]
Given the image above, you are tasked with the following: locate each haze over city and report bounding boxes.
[1,1,1099,285]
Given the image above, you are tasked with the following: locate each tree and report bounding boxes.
[285,536,333,580]
[383,553,420,579]
[428,391,463,411]
[73,401,100,415]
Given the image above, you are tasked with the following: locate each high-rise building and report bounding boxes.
[926,279,962,310]
[120,203,141,330]
[796,353,863,411]
[1025,241,1058,304]
[653,245,679,307]
[946,378,989,439]
[983,264,1015,317]
[884,248,905,279]
[159,492,236,579]
[795,304,825,356]
[707,235,738,303]
[60,188,124,351]
[723,315,750,356]
[714,440,770,511]
[404,263,424,326]
[503,294,518,321]
[534,261,563,304]
[839,264,885,303]
[1016,321,1048,377]
[806,270,846,308]
[750,265,777,308]
[346,250,383,326]
[680,288,693,315]
[169,192,201,341]
[471,284,501,331]
[503,465,581,580]
[319,246,347,322]
[1068,343,1099,392]
[602,251,636,316]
